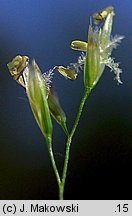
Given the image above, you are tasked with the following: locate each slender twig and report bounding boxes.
[59,87,91,199]
[47,138,62,194]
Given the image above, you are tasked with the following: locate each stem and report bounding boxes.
[47,138,62,196]
[60,87,91,199]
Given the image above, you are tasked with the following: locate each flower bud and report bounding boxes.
[70,40,88,52]
[84,26,100,88]
[26,60,53,145]
[56,66,77,80]
[100,11,114,51]
[47,88,68,135]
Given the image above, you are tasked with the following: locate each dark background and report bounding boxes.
[0,0,132,200]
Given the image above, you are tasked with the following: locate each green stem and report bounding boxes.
[47,138,62,196]
[59,87,91,199]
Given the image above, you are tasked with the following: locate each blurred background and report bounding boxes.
[0,0,132,200]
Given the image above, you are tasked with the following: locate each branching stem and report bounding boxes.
[59,87,91,199]
[48,87,91,199]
